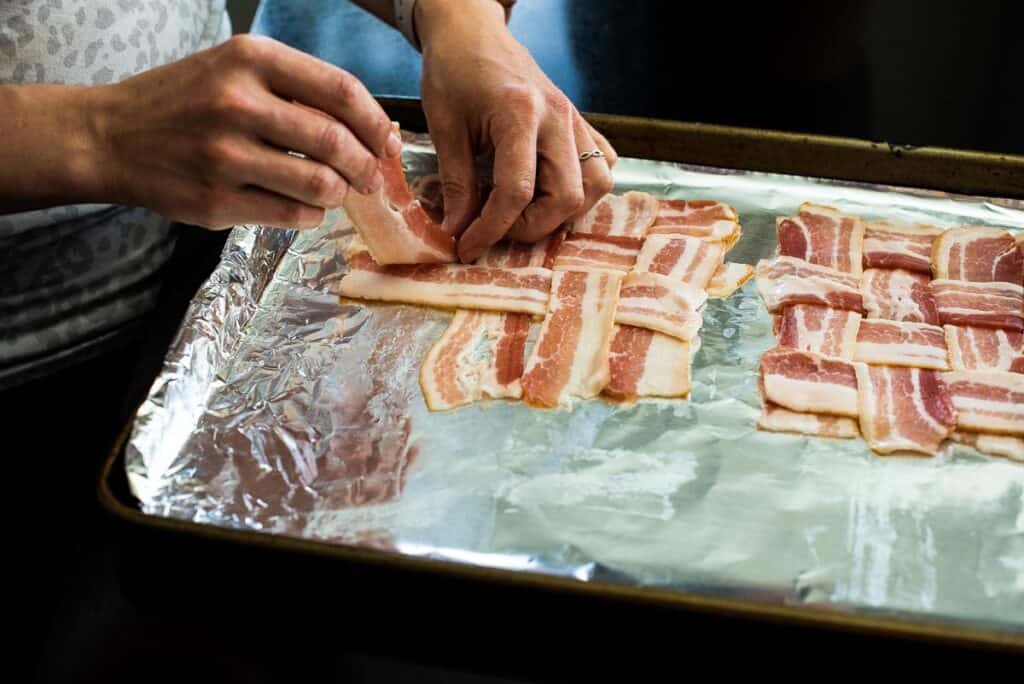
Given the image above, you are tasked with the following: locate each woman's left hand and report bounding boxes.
[415,0,617,262]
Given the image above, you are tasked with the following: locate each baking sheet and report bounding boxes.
[126,134,1024,634]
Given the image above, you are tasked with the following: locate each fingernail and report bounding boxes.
[385,133,402,158]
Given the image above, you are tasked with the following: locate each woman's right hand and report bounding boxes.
[85,34,400,230]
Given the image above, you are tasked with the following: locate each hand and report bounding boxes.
[416,0,618,262]
[87,35,402,230]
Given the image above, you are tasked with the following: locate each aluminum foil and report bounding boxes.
[126,133,1024,636]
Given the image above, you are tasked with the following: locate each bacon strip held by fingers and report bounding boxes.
[604,325,696,399]
[520,270,622,407]
[342,127,456,264]
[476,233,563,268]
[420,310,530,410]
[931,279,1024,332]
[861,268,940,325]
[777,202,866,275]
[552,234,642,273]
[614,272,706,341]
[706,262,755,298]
[648,199,741,248]
[759,347,860,418]
[853,320,950,370]
[756,376,860,438]
[633,235,725,288]
[944,325,1024,373]
[570,191,658,238]
[777,304,861,360]
[862,220,945,274]
[932,226,1024,284]
[942,370,1024,436]
[339,252,551,316]
[755,256,864,314]
[854,365,956,455]
[950,431,1024,462]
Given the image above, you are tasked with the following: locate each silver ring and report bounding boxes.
[579,149,605,162]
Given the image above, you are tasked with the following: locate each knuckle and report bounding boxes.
[356,152,379,187]
[547,94,573,118]
[211,86,257,119]
[506,178,535,207]
[200,137,240,176]
[371,115,392,148]
[225,33,269,62]
[317,122,347,159]
[584,170,614,198]
[501,84,542,119]
[307,166,341,206]
[562,186,586,213]
[333,69,359,106]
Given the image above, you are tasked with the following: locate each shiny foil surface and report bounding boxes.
[126,133,1024,635]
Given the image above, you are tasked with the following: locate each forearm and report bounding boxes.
[0,84,105,214]
[350,0,511,49]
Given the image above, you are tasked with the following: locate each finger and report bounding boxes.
[230,140,350,209]
[564,119,613,224]
[456,121,539,263]
[254,95,383,195]
[504,112,584,244]
[584,117,618,168]
[251,38,400,160]
[201,186,325,230]
[431,118,480,237]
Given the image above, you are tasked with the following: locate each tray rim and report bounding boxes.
[98,98,1024,655]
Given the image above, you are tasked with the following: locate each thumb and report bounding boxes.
[433,125,480,237]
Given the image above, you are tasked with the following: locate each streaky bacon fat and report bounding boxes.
[855,364,956,455]
[755,256,864,314]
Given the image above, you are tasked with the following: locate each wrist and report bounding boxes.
[414,0,508,53]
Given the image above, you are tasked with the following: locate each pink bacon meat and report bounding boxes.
[854,365,956,455]
[614,272,706,341]
[931,279,1024,332]
[932,226,1023,284]
[755,256,864,314]
[570,191,658,239]
[759,347,860,418]
[861,268,940,325]
[777,304,861,360]
[342,126,456,264]
[339,252,551,316]
[604,326,696,400]
[551,234,642,273]
[777,202,866,275]
[520,270,622,408]
[420,310,530,410]
[853,320,949,370]
[942,370,1024,436]
[648,199,740,248]
[944,325,1024,373]
[633,235,724,288]
[862,220,945,274]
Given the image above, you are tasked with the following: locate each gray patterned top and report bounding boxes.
[0,0,229,386]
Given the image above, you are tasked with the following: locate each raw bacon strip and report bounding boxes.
[756,377,859,438]
[342,124,456,264]
[931,279,1024,332]
[861,268,940,325]
[420,310,530,411]
[950,431,1024,462]
[570,191,658,238]
[944,325,1024,373]
[855,365,956,455]
[942,371,1024,436]
[706,262,754,298]
[759,347,860,418]
[932,226,1023,284]
[633,235,725,288]
[777,304,861,360]
[614,272,706,341]
[755,256,864,314]
[552,234,642,273]
[520,270,622,407]
[409,173,445,224]
[777,202,865,275]
[648,199,741,248]
[476,233,563,269]
[862,220,945,274]
[338,252,551,316]
[604,325,696,399]
[853,320,949,370]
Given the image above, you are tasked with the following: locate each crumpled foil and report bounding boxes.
[127,133,1024,634]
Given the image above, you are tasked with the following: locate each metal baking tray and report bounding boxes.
[100,97,1024,654]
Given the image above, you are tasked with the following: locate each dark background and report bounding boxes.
[17,2,1024,682]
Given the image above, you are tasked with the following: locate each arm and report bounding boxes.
[0,36,401,229]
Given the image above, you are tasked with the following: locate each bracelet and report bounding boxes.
[394,0,516,51]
